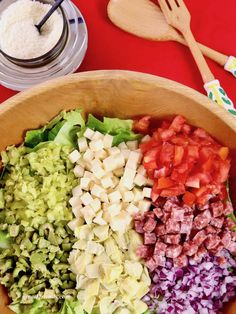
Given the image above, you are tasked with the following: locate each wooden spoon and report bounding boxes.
[107,0,233,69]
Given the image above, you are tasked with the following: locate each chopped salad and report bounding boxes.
[0,109,235,314]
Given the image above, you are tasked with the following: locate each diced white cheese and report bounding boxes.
[103,134,113,148]
[118,142,128,150]
[87,241,104,255]
[108,147,120,156]
[141,134,151,142]
[68,218,83,231]
[126,203,140,215]
[103,153,125,172]
[73,165,85,178]
[83,149,94,162]
[137,165,146,175]
[108,191,122,203]
[126,151,141,170]
[69,150,81,163]
[84,128,95,140]
[95,149,107,160]
[101,176,114,189]
[112,176,120,188]
[91,184,105,198]
[78,137,88,152]
[133,188,144,202]
[81,192,93,206]
[113,167,124,177]
[93,211,107,225]
[80,178,92,191]
[72,185,83,197]
[89,139,104,152]
[122,167,136,190]
[92,165,106,179]
[92,131,104,140]
[142,187,152,198]
[138,200,152,212]
[80,205,95,224]
[110,211,132,233]
[120,149,130,161]
[84,171,93,178]
[134,173,147,187]
[86,263,100,278]
[72,206,82,218]
[90,198,101,212]
[69,196,82,208]
[126,140,138,150]
[107,203,122,216]
[123,191,134,203]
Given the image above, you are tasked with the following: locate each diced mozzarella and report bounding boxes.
[112,176,120,188]
[78,137,88,152]
[118,142,127,150]
[142,187,152,198]
[113,167,124,177]
[107,203,122,216]
[92,131,104,140]
[134,173,147,187]
[108,191,122,203]
[80,178,92,191]
[91,184,105,198]
[141,134,151,142]
[83,149,94,162]
[101,176,114,189]
[93,211,107,225]
[137,165,146,175]
[138,200,152,212]
[122,167,136,190]
[72,206,82,218]
[72,186,83,197]
[80,205,95,224]
[126,140,138,150]
[126,203,140,215]
[84,128,95,140]
[108,147,120,156]
[103,134,113,148]
[120,149,130,161]
[133,188,144,202]
[92,165,105,179]
[90,198,101,212]
[69,196,82,208]
[81,192,93,206]
[126,151,141,170]
[103,154,125,172]
[69,150,81,163]
[110,211,132,233]
[73,165,85,178]
[89,139,104,152]
[68,218,83,231]
[84,171,93,178]
[123,191,134,203]
[95,149,107,160]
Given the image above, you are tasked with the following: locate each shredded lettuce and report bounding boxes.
[0,230,11,249]
[25,110,85,149]
[9,300,48,314]
[86,114,141,146]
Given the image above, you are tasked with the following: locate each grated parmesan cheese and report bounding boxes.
[0,0,64,59]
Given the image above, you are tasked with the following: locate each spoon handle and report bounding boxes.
[36,0,64,31]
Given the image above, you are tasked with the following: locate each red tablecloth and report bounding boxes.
[0,0,236,104]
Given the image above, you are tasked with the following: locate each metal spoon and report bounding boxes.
[35,0,65,33]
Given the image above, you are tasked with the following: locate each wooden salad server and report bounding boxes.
[107,0,236,79]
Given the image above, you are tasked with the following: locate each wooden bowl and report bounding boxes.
[0,70,235,314]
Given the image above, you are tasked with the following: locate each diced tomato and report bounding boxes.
[151,181,161,201]
[160,129,175,141]
[169,115,186,132]
[140,139,158,154]
[199,146,214,162]
[187,145,199,160]
[173,145,184,166]
[157,177,175,189]
[171,168,188,184]
[160,142,174,165]
[213,160,231,183]
[171,135,189,146]
[161,120,171,129]
[218,147,229,161]
[186,176,200,188]
[160,184,185,197]
[183,191,196,206]
[154,166,170,179]
[133,116,151,134]
[202,156,214,172]
[182,123,191,134]
[193,128,211,140]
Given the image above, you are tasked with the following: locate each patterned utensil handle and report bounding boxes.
[204,80,236,116]
[224,56,236,77]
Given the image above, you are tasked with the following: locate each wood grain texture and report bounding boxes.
[107,0,228,65]
[0,70,235,313]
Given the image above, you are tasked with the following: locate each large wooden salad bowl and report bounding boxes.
[0,70,235,314]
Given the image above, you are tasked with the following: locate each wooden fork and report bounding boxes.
[158,0,236,115]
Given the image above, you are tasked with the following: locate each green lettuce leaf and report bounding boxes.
[9,300,48,314]
[86,114,141,146]
[58,299,84,314]
[0,230,11,249]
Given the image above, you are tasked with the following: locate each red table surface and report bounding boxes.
[0,0,236,104]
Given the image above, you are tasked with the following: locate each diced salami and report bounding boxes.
[211,201,224,217]
[173,254,188,268]
[145,257,158,272]
[193,245,207,262]
[171,208,185,221]
[143,218,157,233]
[166,244,182,258]
[154,241,167,256]
[136,245,153,259]
[183,241,198,256]
[153,207,163,219]
[166,219,180,233]
[153,254,166,267]
[155,224,166,236]
[134,220,145,234]
[144,232,157,245]
[164,234,181,245]
[211,244,224,255]
[182,204,194,214]
[180,222,192,234]
[224,201,234,215]
[163,199,177,212]
[220,231,232,248]
[228,241,236,254]
[210,217,224,229]
[205,234,221,250]
[160,212,171,223]
[224,217,235,230]
[205,225,217,234]
[231,232,236,242]
[193,230,207,245]
[194,210,211,230]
